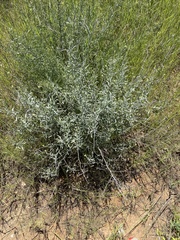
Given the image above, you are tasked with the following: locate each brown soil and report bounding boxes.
[0,172,178,240]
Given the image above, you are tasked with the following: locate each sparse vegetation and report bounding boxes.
[0,0,179,239]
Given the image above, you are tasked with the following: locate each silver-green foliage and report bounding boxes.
[12,59,150,179]
[4,0,179,181]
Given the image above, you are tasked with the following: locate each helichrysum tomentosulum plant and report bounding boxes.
[10,54,150,180]
[4,0,179,183]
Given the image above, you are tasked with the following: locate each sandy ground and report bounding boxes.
[0,172,178,240]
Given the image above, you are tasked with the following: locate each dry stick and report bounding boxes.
[98,148,127,201]
[31,233,39,240]
[124,196,162,238]
[143,195,172,238]
[77,147,88,183]
[53,232,62,239]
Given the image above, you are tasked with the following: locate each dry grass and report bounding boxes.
[0,169,179,240]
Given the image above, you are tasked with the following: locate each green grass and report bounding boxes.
[0,0,179,190]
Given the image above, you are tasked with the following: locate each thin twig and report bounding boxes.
[98,147,127,201]
[143,195,172,237]
[124,196,162,237]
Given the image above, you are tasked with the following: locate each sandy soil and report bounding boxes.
[0,172,178,240]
